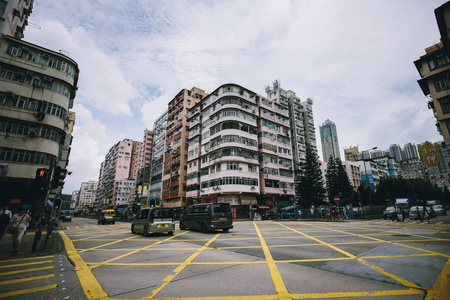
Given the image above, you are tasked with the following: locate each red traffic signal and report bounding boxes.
[35,168,49,187]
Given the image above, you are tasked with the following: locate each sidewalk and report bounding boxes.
[0,226,64,260]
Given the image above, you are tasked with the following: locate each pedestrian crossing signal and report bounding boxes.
[34,168,49,187]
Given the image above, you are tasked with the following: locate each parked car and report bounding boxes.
[383,207,396,220]
[180,203,233,233]
[131,207,174,236]
[409,206,435,220]
[60,212,72,222]
[98,209,116,225]
[432,205,447,216]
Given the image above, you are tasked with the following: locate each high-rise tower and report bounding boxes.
[319,119,341,163]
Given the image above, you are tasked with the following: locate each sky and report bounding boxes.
[23,0,445,194]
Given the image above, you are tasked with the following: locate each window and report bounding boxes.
[47,58,58,68]
[227,162,239,170]
[428,53,450,71]
[435,77,450,92]
[439,96,450,114]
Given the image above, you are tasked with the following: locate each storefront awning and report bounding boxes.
[258,205,270,209]
[240,195,257,205]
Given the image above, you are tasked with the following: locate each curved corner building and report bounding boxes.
[194,84,260,218]
[0,34,79,208]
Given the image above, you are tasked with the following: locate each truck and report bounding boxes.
[394,198,411,213]
[426,200,439,206]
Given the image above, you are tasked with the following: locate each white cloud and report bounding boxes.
[26,21,137,115]
[66,104,107,190]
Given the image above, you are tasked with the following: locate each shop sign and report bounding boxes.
[418,141,440,167]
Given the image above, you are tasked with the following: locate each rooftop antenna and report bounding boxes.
[27,22,41,29]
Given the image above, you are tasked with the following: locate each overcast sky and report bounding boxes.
[24,0,445,193]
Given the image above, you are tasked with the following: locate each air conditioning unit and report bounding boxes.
[44,76,52,82]
[43,54,49,59]
[29,131,38,137]
[251,186,256,191]
[22,47,29,53]
[26,71,33,76]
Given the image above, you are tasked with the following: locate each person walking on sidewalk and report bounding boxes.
[3,207,31,256]
[0,205,12,240]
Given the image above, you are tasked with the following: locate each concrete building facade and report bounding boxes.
[96,138,142,207]
[0,34,79,210]
[415,2,450,155]
[0,0,33,39]
[186,82,317,217]
[148,111,167,206]
[78,180,97,208]
[162,87,207,209]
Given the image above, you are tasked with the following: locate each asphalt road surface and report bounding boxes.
[2,216,450,299]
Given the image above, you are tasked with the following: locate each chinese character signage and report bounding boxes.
[418,141,440,167]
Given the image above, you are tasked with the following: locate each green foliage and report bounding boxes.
[373,177,447,206]
[295,143,326,208]
[325,157,354,203]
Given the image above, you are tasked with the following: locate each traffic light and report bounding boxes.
[150,199,156,207]
[34,168,49,188]
[54,198,62,210]
[51,166,67,189]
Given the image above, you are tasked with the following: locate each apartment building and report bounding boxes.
[344,146,360,162]
[0,0,33,39]
[96,138,142,207]
[186,102,202,204]
[260,84,296,208]
[162,87,207,210]
[114,179,134,206]
[0,34,79,209]
[414,2,450,154]
[78,180,97,208]
[186,82,316,217]
[148,111,167,206]
[341,161,362,191]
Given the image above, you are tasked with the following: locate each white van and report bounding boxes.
[131,207,175,236]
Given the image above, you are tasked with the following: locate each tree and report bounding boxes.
[295,143,326,208]
[326,157,353,203]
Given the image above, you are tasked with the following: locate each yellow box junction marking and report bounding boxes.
[149,233,220,298]
[254,222,290,300]
[60,230,109,300]
[0,284,57,298]
[275,222,422,291]
[0,274,54,285]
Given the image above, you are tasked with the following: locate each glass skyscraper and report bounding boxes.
[319,119,341,163]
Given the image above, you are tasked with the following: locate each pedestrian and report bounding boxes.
[0,205,12,240]
[416,206,422,222]
[310,208,314,218]
[298,209,302,220]
[401,208,405,222]
[321,207,324,220]
[3,207,31,256]
[423,206,430,224]
[342,207,348,220]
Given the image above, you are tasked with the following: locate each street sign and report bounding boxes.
[334,196,340,203]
